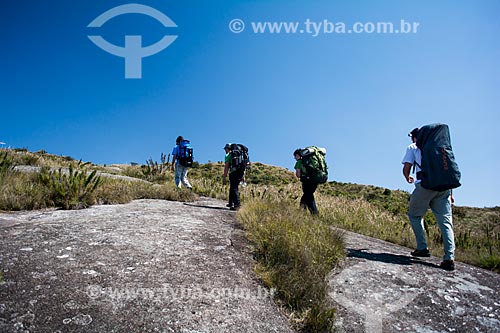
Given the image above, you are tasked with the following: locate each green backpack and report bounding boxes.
[300,146,328,184]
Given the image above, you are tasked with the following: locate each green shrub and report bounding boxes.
[479,255,500,273]
[37,162,101,210]
[0,151,13,183]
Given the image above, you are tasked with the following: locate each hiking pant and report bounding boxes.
[174,164,192,188]
[300,181,318,214]
[229,170,244,207]
[408,183,455,261]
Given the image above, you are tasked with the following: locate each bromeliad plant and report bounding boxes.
[0,151,13,184]
[141,153,169,182]
[38,161,101,210]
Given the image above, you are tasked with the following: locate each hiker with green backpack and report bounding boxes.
[402,124,461,271]
[294,146,328,214]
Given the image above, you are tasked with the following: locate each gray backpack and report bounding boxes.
[416,123,461,191]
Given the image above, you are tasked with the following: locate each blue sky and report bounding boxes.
[1,0,499,207]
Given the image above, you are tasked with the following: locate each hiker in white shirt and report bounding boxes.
[402,128,456,271]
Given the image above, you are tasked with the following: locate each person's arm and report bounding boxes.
[295,168,301,179]
[450,189,455,205]
[223,161,229,184]
[403,162,414,183]
[171,146,178,171]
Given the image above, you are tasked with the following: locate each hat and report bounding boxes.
[408,128,419,138]
[224,143,231,150]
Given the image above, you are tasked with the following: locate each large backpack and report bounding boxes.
[177,140,193,167]
[300,146,328,184]
[416,123,461,191]
[230,144,250,172]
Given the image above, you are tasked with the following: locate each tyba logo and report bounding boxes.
[88,4,177,79]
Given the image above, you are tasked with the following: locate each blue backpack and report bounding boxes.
[416,124,461,191]
[177,140,193,167]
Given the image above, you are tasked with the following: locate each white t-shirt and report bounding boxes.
[402,143,422,184]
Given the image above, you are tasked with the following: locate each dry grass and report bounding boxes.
[0,171,51,210]
[238,196,345,332]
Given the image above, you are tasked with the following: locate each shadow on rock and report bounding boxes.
[183,203,229,211]
[348,249,440,269]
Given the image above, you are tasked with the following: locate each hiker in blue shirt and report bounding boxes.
[402,128,455,271]
[171,136,192,189]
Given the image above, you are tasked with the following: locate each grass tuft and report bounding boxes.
[238,197,345,332]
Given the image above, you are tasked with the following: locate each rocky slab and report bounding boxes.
[0,199,292,333]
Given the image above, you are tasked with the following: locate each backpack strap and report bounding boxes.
[412,161,421,174]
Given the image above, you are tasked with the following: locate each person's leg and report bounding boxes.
[309,182,318,214]
[307,183,318,214]
[174,164,182,188]
[408,184,433,251]
[181,166,192,188]
[229,171,242,208]
[300,183,308,210]
[235,170,244,207]
[430,190,455,261]
[228,173,235,207]
[302,181,318,214]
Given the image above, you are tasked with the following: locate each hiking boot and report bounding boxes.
[411,248,431,257]
[230,206,240,211]
[226,203,233,208]
[440,260,455,271]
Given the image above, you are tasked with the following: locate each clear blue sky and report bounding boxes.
[1,0,499,207]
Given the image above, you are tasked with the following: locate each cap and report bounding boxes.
[408,128,419,138]
[224,143,231,150]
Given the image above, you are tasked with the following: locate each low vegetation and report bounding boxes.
[239,195,344,332]
[0,150,195,211]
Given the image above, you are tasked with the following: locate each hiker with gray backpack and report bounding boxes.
[171,136,193,189]
[294,146,328,214]
[402,124,461,271]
